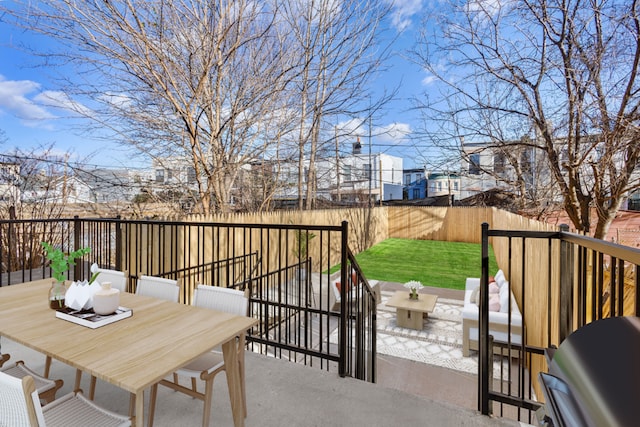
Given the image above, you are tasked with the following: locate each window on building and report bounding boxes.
[405,174,411,185]
[364,163,371,180]
[494,153,506,174]
[415,173,421,182]
[520,149,532,175]
[469,153,481,175]
[342,165,351,181]
[187,167,196,183]
[155,169,165,183]
[413,189,420,199]
[437,181,442,191]
[454,181,459,191]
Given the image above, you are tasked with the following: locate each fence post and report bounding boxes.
[559,224,574,342]
[479,222,491,415]
[339,220,348,377]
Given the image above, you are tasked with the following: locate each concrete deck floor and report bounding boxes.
[2,282,526,426]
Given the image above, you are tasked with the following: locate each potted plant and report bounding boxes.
[292,228,316,283]
[41,242,91,309]
[404,280,422,300]
[292,228,316,260]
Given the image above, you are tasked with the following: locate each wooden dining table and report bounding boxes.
[0,278,258,427]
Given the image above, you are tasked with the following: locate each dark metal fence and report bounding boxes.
[479,223,640,422]
[0,217,377,382]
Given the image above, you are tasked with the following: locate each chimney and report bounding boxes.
[353,137,362,155]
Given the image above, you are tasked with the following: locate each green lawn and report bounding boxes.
[345,238,499,291]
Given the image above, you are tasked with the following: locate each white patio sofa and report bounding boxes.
[462,270,523,357]
[329,272,380,311]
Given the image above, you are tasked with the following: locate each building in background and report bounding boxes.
[403,168,426,200]
[272,150,403,206]
[426,172,461,202]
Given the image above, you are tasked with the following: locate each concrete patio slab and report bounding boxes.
[2,337,520,427]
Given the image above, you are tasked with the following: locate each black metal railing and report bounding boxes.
[478,222,640,422]
[0,217,377,382]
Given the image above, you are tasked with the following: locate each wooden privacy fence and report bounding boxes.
[183,206,554,245]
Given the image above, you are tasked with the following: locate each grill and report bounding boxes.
[538,316,640,427]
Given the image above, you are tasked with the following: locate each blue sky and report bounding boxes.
[0,1,433,170]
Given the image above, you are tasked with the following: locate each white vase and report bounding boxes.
[93,282,120,315]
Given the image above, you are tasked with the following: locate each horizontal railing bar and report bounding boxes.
[488,392,543,412]
[560,231,640,265]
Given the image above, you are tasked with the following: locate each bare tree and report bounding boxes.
[413,0,640,238]
[0,144,78,272]
[279,0,394,210]
[2,1,299,214]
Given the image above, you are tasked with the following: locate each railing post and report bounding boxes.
[339,220,348,377]
[559,224,574,342]
[636,265,640,317]
[479,222,491,415]
[115,215,122,271]
[73,216,81,280]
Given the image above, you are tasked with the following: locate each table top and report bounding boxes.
[386,291,438,313]
[0,278,258,394]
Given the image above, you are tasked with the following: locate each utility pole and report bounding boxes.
[379,157,383,207]
[335,126,341,202]
[368,116,372,208]
[448,170,452,206]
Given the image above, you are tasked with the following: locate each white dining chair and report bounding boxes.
[148,284,250,427]
[136,275,180,302]
[0,370,131,427]
[94,267,129,292]
[0,359,64,405]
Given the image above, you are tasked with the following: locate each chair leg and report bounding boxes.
[191,377,198,392]
[202,378,214,427]
[148,384,158,427]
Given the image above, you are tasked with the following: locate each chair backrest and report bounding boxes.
[0,371,42,427]
[193,285,249,316]
[95,268,128,293]
[136,275,180,302]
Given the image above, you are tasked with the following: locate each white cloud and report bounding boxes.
[335,119,412,145]
[467,0,504,17]
[336,118,367,137]
[375,122,412,144]
[384,0,424,32]
[0,75,57,121]
[99,92,133,109]
[36,90,91,116]
[421,74,437,85]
